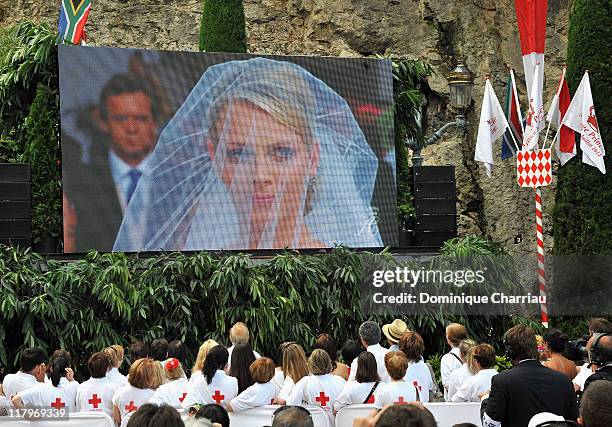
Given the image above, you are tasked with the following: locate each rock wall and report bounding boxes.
[1,0,573,255]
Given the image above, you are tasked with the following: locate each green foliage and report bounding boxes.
[199,0,247,53]
[554,0,612,255]
[0,21,60,242]
[494,355,513,372]
[0,22,57,151]
[0,237,543,380]
[22,84,62,243]
[386,58,433,229]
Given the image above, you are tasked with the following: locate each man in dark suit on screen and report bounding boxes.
[481,324,579,427]
[71,74,160,252]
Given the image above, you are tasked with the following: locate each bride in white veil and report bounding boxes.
[113,57,383,251]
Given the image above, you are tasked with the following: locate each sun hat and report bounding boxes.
[382,319,408,344]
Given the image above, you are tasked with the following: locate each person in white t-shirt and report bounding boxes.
[287,349,346,425]
[451,343,497,402]
[192,345,238,407]
[104,344,128,387]
[228,357,276,411]
[76,351,118,417]
[227,322,261,368]
[440,323,468,400]
[1,347,46,401]
[273,343,309,405]
[190,339,219,385]
[399,331,434,402]
[446,339,477,400]
[334,351,382,412]
[149,358,201,409]
[374,351,418,408]
[112,357,164,427]
[348,321,391,383]
[12,355,79,412]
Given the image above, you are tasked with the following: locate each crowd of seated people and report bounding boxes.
[0,318,611,427]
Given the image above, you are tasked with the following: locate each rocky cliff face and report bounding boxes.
[1,0,572,255]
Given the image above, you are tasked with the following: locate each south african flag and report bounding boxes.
[57,0,92,44]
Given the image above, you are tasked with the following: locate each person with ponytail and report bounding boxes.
[192,345,238,406]
[149,358,201,409]
[12,355,79,411]
[104,344,128,386]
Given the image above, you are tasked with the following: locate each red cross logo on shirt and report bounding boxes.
[125,401,137,412]
[51,398,65,409]
[315,391,330,407]
[212,390,225,405]
[413,381,422,391]
[366,394,375,404]
[179,392,187,403]
[394,396,408,405]
[88,394,102,408]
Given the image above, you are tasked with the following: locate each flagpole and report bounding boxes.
[535,187,548,328]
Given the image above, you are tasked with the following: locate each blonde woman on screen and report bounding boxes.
[113,57,383,251]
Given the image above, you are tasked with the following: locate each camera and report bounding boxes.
[566,336,589,362]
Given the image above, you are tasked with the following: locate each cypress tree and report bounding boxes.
[552,0,612,315]
[199,0,247,53]
[553,0,612,255]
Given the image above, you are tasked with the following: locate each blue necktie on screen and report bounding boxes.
[126,169,142,205]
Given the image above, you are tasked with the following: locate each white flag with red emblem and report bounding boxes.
[522,63,545,151]
[560,71,605,174]
[475,79,511,177]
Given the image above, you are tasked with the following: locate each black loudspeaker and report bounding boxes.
[412,166,457,247]
[0,164,32,248]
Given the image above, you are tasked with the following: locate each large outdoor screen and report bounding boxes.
[59,46,397,252]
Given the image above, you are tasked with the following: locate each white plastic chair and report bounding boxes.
[0,411,114,427]
[335,402,482,427]
[335,404,376,427]
[228,404,329,427]
[424,402,482,427]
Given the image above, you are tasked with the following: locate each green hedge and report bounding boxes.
[0,241,544,380]
[199,0,247,53]
[553,0,612,255]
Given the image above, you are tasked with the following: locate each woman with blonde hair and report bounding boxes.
[286,349,345,424]
[112,358,164,427]
[114,57,383,251]
[273,343,309,405]
[149,358,201,409]
[446,339,476,401]
[105,344,128,386]
[190,339,219,384]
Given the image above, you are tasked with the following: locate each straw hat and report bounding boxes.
[382,319,408,344]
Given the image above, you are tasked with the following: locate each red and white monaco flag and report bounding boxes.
[560,72,606,174]
[546,68,576,165]
[515,0,547,101]
[475,79,510,176]
[522,63,545,150]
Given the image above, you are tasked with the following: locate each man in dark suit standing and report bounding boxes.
[582,333,612,393]
[481,324,579,427]
[71,74,160,252]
